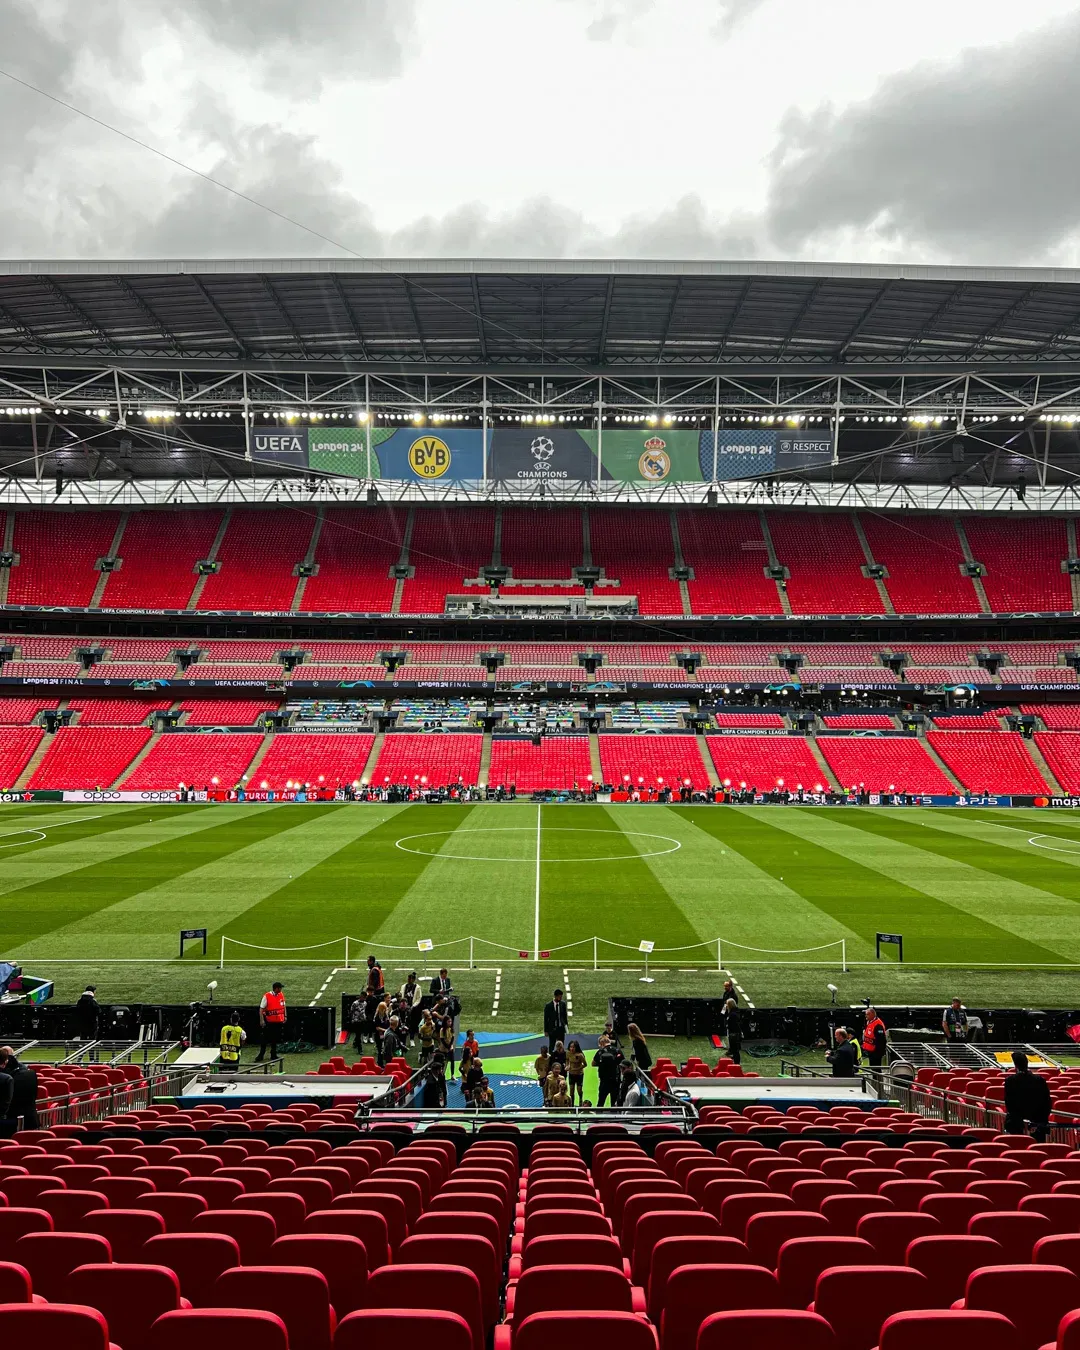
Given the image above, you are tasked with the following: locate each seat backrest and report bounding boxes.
[962,1263,1080,1350]
[412,1209,502,1251]
[523,1208,611,1242]
[39,1189,109,1227]
[269,1233,367,1317]
[365,1264,483,1350]
[1056,1310,1080,1350]
[813,1266,931,1350]
[877,1309,1017,1350]
[522,1234,626,1276]
[661,1264,781,1350]
[775,1237,876,1311]
[646,1236,749,1320]
[904,1234,1002,1306]
[81,1208,165,1262]
[1034,1232,1080,1276]
[745,1210,830,1269]
[856,1212,940,1264]
[696,1309,836,1350]
[14,1231,111,1301]
[234,1191,307,1237]
[191,1208,277,1264]
[331,1191,407,1249]
[398,1234,499,1328]
[333,1308,473,1350]
[511,1310,657,1350]
[511,1265,634,1324]
[65,1264,183,1350]
[304,1208,389,1269]
[0,1259,33,1302]
[0,1302,113,1350]
[213,1264,335,1350]
[917,1193,991,1231]
[143,1232,242,1307]
[0,1207,53,1260]
[350,1176,422,1224]
[718,1192,794,1242]
[967,1211,1052,1263]
[630,1208,721,1286]
[1019,1192,1080,1233]
[129,1192,208,1229]
[150,1306,289,1350]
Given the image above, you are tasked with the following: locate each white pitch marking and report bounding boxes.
[491,968,502,1018]
[0,813,104,849]
[394,826,682,864]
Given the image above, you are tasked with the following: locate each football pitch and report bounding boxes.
[2,800,1080,1029]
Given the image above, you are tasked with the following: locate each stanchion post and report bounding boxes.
[470,936,475,969]
[842,939,847,973]
[344,935,350,969]
[717,938,722,972]
[593,936,598,972]
[218,936,225,971]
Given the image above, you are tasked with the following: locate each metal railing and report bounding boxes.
[32,1063,191,1130]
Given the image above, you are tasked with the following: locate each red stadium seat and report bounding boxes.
[876,1309,1018,1350]
[335,1309,474,1350]
[65,1263,188,1350]
[269,1233,368,1316]
[0,1302,123,1350]
[502,1310,657,1350]
[811,1265,932,1350]
[776,1236,877,1311]
[697,1310,837,1350]
[213,1265,336,1350]
[14,1231,112,1301]
[81,1207,165,1262]
[144,1233,242,1307]
[660,1264,781,1350]
[366,1264,484,1350]
[957,1263,1080,1350]
[151,1307,289,1350]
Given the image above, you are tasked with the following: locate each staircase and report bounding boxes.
[478,731,493,788]
[670,510,693,617]
[187,510,231,609]
[805,737,842,792]
[953,519,992,615]
[241,733,277,787]
[1023,735,1064,794]
[89,513,129,608]
[696,732,720,789]
[15,732,55,789]
[291,508,324,612]
[588,730,603,785]
[0,509,13,604]
[758,511,792,615]
[391,510,415,615]
[1068,519,1080,611]
[361,733,385,786]
[112,731,162,788]
[853,513,896,615]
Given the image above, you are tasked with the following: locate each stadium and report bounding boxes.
[9,244,1080,1345]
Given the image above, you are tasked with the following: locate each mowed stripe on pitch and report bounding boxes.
[689,806,1054,965]
[21,804,403,961]
[223,803,470,950]
[0,805,314,955]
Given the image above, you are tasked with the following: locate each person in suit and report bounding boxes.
[544,988,568,1054]
[724,998,743,1066]
[75,985,100,1041]
[430,968,453,998]
[1005,1050,1052,1141]
[825,1028,858,1078]
[0,1047,38,1130]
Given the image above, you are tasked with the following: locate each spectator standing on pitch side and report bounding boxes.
[724,998,743,1066]
[255,982,286,1062]
[544,988,568,1055]
[943,997,969,1042]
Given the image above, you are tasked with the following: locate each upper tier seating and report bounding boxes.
[250,734,375,791]
[589,509,682,615]
[0,727,44,784]
[119,732,263,789]
[904,668,998,685]
[964,516,1073,612]
[180,700,280,726]
[500,508,584,593]
[598,734,711,790]
[817,736,956,794]
[302,508,407,614]
[186,665,284,682]
[996,643,1075,666]
[798,645,886,665]
[495,668,588,684]
[370,733,483,785]
[2,661,82,679]
[930,713,1006,730]
[3,637,79,658]
[198,511,315,611]
[7,510,121,606]
[88,664,178,681]
[678,511,784,615]
[767,513,882,614]
[1024,704,1080,730]
[858,514,981,614]
[705,733,828,790]
[488,736,593,791]
[27,727,153,790]
[927,731,1051,793]
[715,713,787,728]
[100,510,224,610]
[400,508,495,614]
[820,715,895,729]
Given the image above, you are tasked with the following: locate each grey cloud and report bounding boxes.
[765,11,1080,261]
[710,0,766,38]
[583,0,765,42]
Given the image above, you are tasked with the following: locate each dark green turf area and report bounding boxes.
[2,801,1080,1037]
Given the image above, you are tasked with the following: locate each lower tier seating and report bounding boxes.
[816,737,955,794]
[488,736,593,791]
[1034,733,1080,793]
[370,734,483,786]
[250,734,375,791]
[119,733,263,790]
[27,727,153,790]
[926,732,1051,794]
[0,727,44,785]
[705,734,826,791]
[598,734,712,790]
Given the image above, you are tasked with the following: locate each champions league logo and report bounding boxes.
[531,436,555,461]
[519,434,566,479]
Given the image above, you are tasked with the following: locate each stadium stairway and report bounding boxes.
[588,729,603,784]
[851,514,897,615]
[13,732,54,790]
[290,508,325,613]
[953,520,993,615]
[360,733,384,786]
[918,735,965,792]
[696,732,721,788]
[186,510,232,610]
[0,508,12,605]
[478,731,493,789]
[242,733,278,788]
[89,514,128,609]
[758,512,792,616]
[805,739,842,792]
[1024,737,1066,795]
[108,730,163,787]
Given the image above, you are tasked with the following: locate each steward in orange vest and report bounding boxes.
[255,982,286,1063]
[861,1007,887,1067]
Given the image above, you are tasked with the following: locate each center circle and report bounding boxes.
[1028,833,1080,855]
[394,826,682,863]
[0,828,46,849]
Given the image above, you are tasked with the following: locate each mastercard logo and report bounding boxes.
[1034,796,1050,807]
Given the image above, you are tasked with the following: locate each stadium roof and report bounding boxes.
[5,258,1080,375]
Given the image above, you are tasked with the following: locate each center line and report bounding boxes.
[533,803,542,961]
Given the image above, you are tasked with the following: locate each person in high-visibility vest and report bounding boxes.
[219,1014,246,1072]
[861,1006,887,1067]
[255,982,286,1062]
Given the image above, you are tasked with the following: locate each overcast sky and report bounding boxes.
[4,0,1080,264]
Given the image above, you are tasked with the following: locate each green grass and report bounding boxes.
[3,801,1080,1046]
